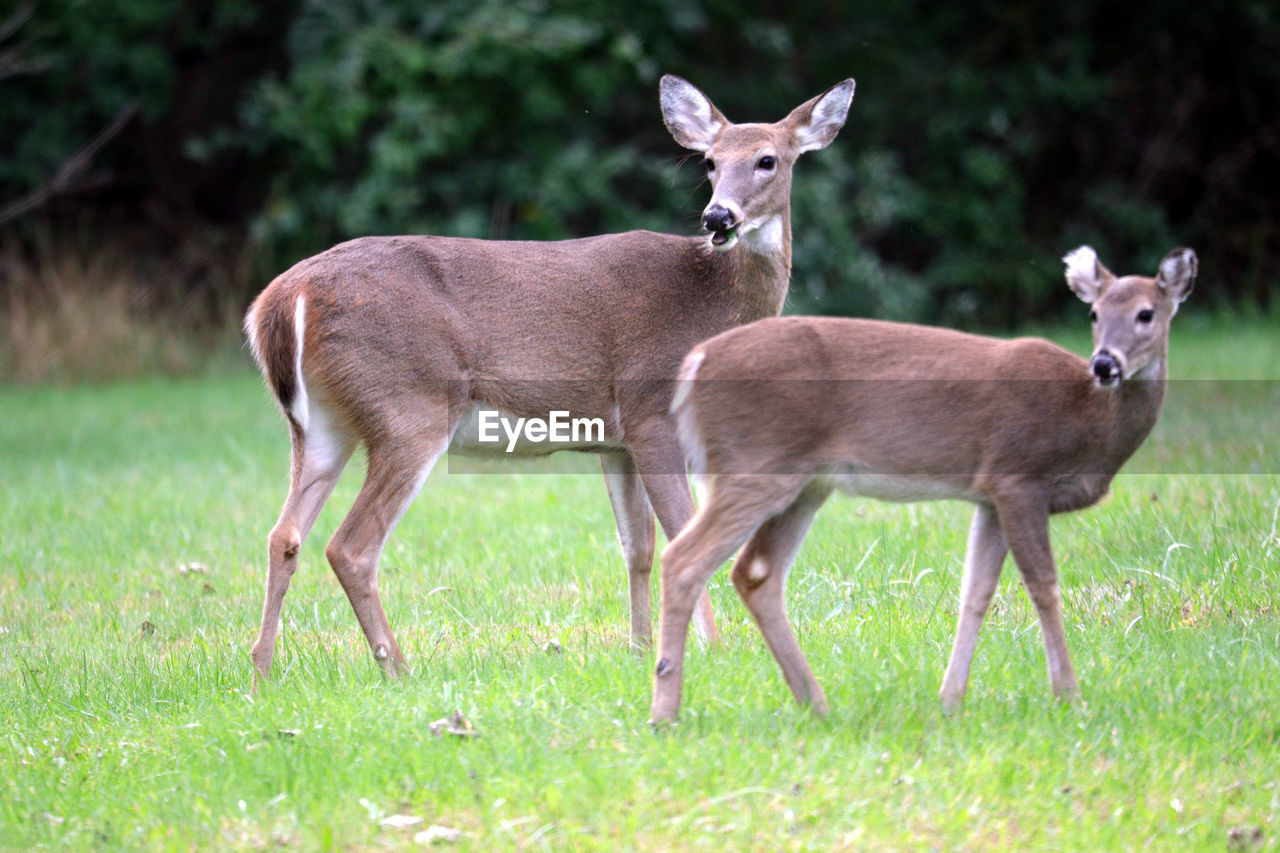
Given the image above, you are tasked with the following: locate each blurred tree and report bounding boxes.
[1,0,294,232]
[767,0,1279,322]
[236,0,697,272]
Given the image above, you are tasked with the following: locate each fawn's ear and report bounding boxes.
[1157,247,1197,304]
[1063,245,1110,304]
[660,75,729,152]
[786,79,856,153]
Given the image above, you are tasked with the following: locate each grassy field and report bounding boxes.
[2,313,1278,851]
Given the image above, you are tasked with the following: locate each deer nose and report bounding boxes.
[701,204,737,234]
[1091,351,1120,387]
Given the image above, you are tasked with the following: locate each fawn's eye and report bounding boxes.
[703,158,716,172]
[757,155,776,170]
[1136,309,1154,324]
[1089,310,1098,322]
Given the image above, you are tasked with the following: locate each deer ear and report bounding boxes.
[1063,245,1107,304]
[1157,247,1197,303]
[660,75,729,152]
[788,79,855,153]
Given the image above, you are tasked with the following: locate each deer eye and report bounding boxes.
[757,155,776,171]
[1088,309,1098,322]
[702,158,715,173]
[1136,309,1154,324]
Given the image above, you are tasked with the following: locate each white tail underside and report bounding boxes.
[290,295,310,431]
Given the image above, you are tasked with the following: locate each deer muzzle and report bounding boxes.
[1090,350,1121,388]
[701,203,740,248]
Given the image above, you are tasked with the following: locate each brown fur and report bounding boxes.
[650,247,1197,723]
[243,76,856,685]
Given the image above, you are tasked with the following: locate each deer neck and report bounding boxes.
[709,212,793,323]
[1106,361,1168,466]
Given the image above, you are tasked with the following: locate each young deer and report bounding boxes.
[649,246,1197,722]
[244,75,855,685]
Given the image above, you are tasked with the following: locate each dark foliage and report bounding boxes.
[2,0,1276,325]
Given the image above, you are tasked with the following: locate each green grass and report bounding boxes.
[2,315,1278,851]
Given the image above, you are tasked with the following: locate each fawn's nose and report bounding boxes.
[1091,351,1120,387]
[701,204,737,234]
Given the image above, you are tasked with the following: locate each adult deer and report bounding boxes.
[649,246,1197,722]
[244,75,856,685]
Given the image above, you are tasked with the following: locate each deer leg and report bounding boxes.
[995,497,1080,704]
[938,504,1009,711]
[252,415,355,688]
[650,476,806,724]
[600,452,657,650]
[324,427,451,677]
[729,486,831,714]
[629,428,720,645]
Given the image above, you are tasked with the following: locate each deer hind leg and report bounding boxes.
[601,452,657,651]
[650,475,808,724]
[995,497,1080,704]
[252,406,356,687]
[324,412,455,677]
[729,484,831,715]
[939,504,1008,711]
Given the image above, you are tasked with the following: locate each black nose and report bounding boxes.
[702,205,736,233]
[1091,351,1119,385]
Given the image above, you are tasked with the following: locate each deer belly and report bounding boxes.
[822,468,977,504]
[449,403,624,457]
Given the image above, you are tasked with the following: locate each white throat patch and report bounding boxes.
[738,215,785,255]
[1129,357,1162,381]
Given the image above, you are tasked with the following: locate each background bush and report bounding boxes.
[2,0,1276,337]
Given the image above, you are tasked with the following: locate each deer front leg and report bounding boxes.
[600,452,657,650]
[995,495,1080,704]
[939,504,1008,711]
[628,426,721,645]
